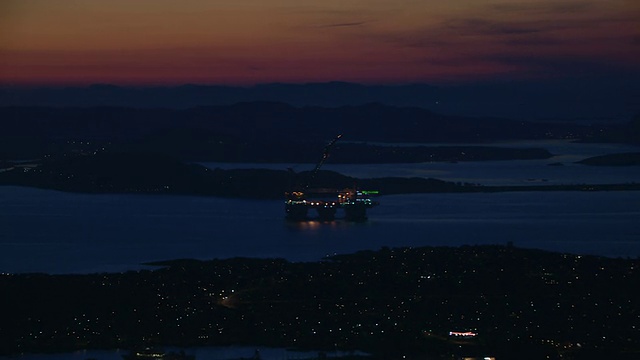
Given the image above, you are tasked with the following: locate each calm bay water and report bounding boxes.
[1,140,639,274]
[1,187,639,274]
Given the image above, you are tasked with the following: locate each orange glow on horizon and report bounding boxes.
[1,0,638,85]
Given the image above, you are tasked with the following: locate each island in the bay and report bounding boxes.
[1,150,639,200]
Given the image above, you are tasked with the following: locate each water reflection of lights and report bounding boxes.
[299,221,322,230]
[286,220,343,231]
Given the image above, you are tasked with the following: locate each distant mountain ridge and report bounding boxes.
[0,102,597,144]
[2,80,638,122]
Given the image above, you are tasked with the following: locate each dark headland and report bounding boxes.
[1,151,639,197]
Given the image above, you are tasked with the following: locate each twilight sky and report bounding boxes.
[1,0,639,85]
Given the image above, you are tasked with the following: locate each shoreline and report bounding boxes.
[1,180,639,199]
[1,148,638,198]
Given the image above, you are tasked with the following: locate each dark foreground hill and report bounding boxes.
[1,245,639,359]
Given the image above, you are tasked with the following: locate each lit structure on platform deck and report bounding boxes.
[284,134,379,221]
[285,188,379,221]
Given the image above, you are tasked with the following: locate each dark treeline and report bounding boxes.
[1,245,639,359]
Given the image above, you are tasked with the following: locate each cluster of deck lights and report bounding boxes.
[449,331,478,337]
[285,199,337,207]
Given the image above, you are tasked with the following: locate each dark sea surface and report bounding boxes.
[1,140,639,274]
[1,187,639,274]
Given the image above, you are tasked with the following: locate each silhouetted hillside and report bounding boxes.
[0,152,469,197]
[2,152,638,197]
[0,103,600,161]
[582,115,640,144]
[2,80,638,121]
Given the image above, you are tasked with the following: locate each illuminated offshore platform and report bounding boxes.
[285,188,379,221]
[284,134,379,221]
